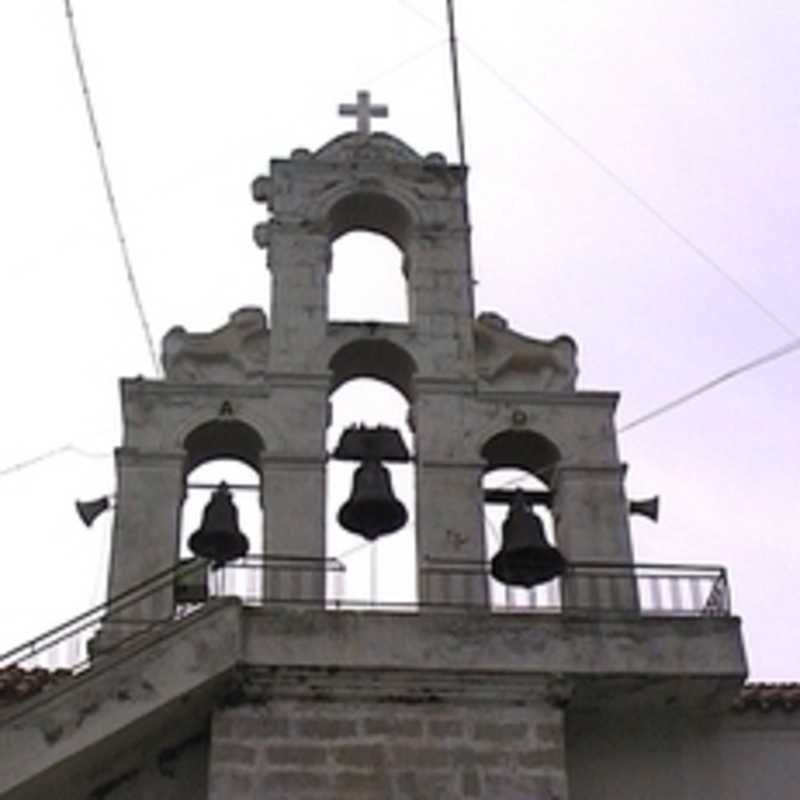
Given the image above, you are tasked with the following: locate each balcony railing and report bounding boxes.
[0,557,730,703]
[420,558,730,617]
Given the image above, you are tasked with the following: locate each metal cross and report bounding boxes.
[338,90,389,135]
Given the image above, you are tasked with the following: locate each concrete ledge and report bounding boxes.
[0,599,242,798]
[243,608,746,695]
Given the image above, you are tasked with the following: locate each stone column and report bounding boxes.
[553,465,639,612]
[415,460,488,608]
[267,225,330,373]
[95,449,185,654]
[262,457,326,605]
[406,231,475,373]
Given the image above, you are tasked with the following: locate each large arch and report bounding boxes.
[325,192,414,325]
[480,429,562,486]
[325,359,417,607]
[179,418,266,602]
[480,428,563,611]
[327,191,413,250]
[183,419,264,476]
[329,338,417,403]
[328,232,408,323]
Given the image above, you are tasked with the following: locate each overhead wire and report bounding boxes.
[35,2,798,565]
[0,445,74,478]
[366,37,449,85]
[63,0,162,375]
[4,330,793,560]
[393,0,797,340]
[334,332,800,561]
[618,336,800,433]
[0,444,112,478]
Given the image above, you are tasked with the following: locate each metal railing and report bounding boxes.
[0,560,208,674]
[421,558,730,617]
[0,557,730,706]
[205,554,346,606]
[0,555,345,680]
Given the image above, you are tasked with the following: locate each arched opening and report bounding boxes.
[179,419,265,603]
[328,191,412,248]
[183,419,263,475]
[329,338,416,402]
[328,231,409,323]
[481,429,562,611]
[480,429,561,486]
[326,377,416,607]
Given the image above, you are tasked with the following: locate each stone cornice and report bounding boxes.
[474,390,620,408]
[260,454,325,469]
[412,376,477,394]
[121,379,271,399]
[553,463,628,481]
[226,665,559,708]
[265,372,331,389]
[114,448,185,468]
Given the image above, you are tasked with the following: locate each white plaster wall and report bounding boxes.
[566,708,800,800]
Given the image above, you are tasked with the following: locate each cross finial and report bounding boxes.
[338,90,389,135]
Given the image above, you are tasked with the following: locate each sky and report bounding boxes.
[0,1,798,680]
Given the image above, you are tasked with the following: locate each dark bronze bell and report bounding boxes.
[490,490,566,587]
[188,482,249,565]
[338,459,408,541]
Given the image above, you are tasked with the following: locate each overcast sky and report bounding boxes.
[0,1,798,680]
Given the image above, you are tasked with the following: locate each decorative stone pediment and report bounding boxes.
[161,307,270,383]
[314,132,424,164]
[474,312,578,391]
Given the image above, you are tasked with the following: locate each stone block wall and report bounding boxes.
[209,696,567,799]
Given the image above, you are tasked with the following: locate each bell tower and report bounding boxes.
[2,95,748,800]
[103,93,637,620]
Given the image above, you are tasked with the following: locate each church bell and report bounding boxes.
[490,490,566,587]
[338,459,408,541]
[188,482,249,566]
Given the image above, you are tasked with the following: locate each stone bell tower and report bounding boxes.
[87,96,651,799]
[1,97,747,800]
[104,91,635,619]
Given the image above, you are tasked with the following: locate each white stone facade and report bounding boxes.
[107,130,634,617]
[0,127,768,800]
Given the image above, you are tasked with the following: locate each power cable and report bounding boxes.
[63,0,162,375]
[336,539,376,562]
[6,335,787,561]
[0,444,111,478]
[0,446,73,478]
[366,38,449,85]
[393,0,797,340]
[618,337,800,433]
[334,332,800,560]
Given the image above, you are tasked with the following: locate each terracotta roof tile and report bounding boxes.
[0,665,72,707]
[733,682,800,712]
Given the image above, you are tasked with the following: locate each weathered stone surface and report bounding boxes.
[162,306,270,383]
[0,600,240,798]
[0,124,759,800]
[474,311,578,391]
[208,694,567,800]
[105,127,640,615]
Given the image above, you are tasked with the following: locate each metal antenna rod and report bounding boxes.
[446,0,468,168]
[445,0,476,303]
